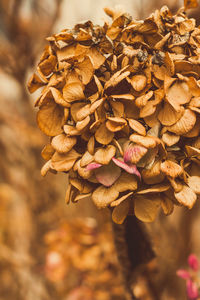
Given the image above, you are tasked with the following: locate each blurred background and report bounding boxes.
[0,0,200,299]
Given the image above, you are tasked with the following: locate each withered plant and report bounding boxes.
[28,0,200,298]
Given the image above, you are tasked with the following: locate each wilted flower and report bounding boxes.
[29,1,200,224]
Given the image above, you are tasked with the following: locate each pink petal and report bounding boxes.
[188,254,199,271]
[95,161,121,187]
[186,279,199,300]
[176,269,190,280]
[86,163,102,170]
[124,144,147,164]
[112,157,141,178]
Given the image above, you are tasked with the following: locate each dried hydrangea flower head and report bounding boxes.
[28,2,200,224]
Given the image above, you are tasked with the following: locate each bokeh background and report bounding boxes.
[0,1,200,299]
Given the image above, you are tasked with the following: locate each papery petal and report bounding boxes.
[86,163,102,170]
[186,279,199,300]
[176,269,190,280]
[112,157,141,178]
[124,143,147,164]
[188,254,199,271]
[95,161,121,187]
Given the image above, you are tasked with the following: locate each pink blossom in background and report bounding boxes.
[177,254,200,300]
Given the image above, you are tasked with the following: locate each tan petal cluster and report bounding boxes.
[28,4,200,224]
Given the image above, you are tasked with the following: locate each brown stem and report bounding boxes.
[112,215,155,300]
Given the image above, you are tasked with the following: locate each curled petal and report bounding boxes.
[188,254,199,271]
[112,157,141,178]
[86,163,102,170]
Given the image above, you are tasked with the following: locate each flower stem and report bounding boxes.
[112,215,155,299]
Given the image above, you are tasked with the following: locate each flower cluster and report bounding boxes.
[177,254,200,300]
[28,4,200,223]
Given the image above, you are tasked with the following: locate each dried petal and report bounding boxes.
[112,200,130,224]
[160,160,183,178]
[92,185,119,208]
[37,100,65,136]
[51,134,76,153]
[175,185,197,209]
[94,145,116,165]
[95,123,114,145]
[167,109,196,135]
[134,196,161,222]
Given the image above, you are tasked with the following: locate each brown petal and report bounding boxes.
[92,185,119,208]
[128,74,147,91]
[139,101,156,118]
[161,196,174,215]
[76,104,90,121]
[166,109,196,135]
[50,87,70,108]
[130,134,157,148]
[27,73,45,93]
[37,100,65,136]
[110,100,124,117]
[162,132,180,147]
[41,160,52,177]
[51,134,76,153]
[185,145,200,157]
[142,160,165,184]
[70,178,93,193]
[77,160,93,179]
[105,69,130,89]
[166,81,191,111]
[158,102,184,126]
[41,144,55,160]
[106,117,127,132]
[80,151,94,167]
[95,123,114,145]
[63,82,85,102]
[113,172,138,193]
[135,91,153,108]
[87,136,95,155]
[73,193,91,202]
[38,55,57,76]
[160,160,183,178]
[63,125,80,136]
[174,185,197,209]
[87,47,105,69]
[134,195,161,222]
[76,56,94,85]
[111,192,133,207]
[128,119,146,136]
[112,200,130,224]
[137,183,169,194]
[94,145,116,165]
[51,149,81,172]
[187,176,200,194]
[76,116,90,131]
[183,117,200,138]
